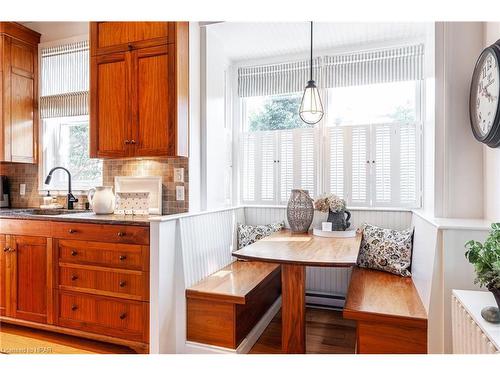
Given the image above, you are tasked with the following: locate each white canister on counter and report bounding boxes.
[87,186,116,214]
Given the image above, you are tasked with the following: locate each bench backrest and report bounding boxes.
[179,207,245,288]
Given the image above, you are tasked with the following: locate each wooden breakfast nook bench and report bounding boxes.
[186,260,281,350]
[343,267,428,354]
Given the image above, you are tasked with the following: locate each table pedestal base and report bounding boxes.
[281,264,305,354]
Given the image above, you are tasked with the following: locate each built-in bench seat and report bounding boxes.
[343,267,428,354]
[186,260,281,349]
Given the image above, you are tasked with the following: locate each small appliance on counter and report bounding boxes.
[0,175,10,208]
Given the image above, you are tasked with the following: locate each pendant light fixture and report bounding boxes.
[299,21,324,125]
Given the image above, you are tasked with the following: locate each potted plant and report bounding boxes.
[465,223,500,321]
[314,193,351,231]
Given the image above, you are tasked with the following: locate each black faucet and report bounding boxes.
[44,167,79,210]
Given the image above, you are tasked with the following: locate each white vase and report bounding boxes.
[87,186,116,215]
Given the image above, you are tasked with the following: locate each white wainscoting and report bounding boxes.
[243,206,413,299]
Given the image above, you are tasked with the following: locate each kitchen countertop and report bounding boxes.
[0,208,152,227]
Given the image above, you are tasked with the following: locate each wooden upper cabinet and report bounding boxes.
[0,23,40,163]
[91,52,132,158]
[90,22,173,56]
[90,22,188,159]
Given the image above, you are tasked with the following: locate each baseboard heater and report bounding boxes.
[305,291,345,310]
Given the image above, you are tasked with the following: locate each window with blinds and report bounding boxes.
[40,38,102,192]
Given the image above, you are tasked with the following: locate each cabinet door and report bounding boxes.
[9,235,52,324]
[132,45,176,157]
[90,52,133,158]
[1,37,38,163]
[90,22,171,56]
[0,235,6,316]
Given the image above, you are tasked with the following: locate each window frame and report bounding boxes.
[235,76,424,210]
[38,34,102,194]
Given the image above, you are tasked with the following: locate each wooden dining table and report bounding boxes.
[232,229,361,354]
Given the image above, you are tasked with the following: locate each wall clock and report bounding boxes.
[470,40,500,148]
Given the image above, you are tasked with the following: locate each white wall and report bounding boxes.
[483,23,500,221]
[189,22,202,213]
[202,27,232,210]
[433,22,485,219]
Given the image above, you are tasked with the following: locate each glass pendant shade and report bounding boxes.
[299,80,324,124]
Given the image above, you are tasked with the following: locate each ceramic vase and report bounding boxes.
[287,189,314,233]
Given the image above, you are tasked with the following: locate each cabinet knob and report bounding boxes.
[68,229,77,234]
[71,274,78,281]
[130,140,136,145]
[71,304,78,311]
[119,255,127,261]
[119,280,127,288]
[3,247,9,252]
[128,43,133,50]
[124,140,130,144]
[117,232,126,237]
[119,312,127,320]
[71,250,78,256]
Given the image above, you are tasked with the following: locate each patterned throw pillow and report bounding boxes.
[356,223,414,277]
[237,222,284,249]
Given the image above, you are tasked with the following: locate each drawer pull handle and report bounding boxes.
[71,304,78,311]
[71,250,78,256]
[119,255,127,261]
[117,232,126,237]
[3,247,12,253]
[71,274,79,281]
[68,229,77,234]
[119,281,127,288]
[119,312,127,320]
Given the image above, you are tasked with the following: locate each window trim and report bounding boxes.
[37,34,99,194]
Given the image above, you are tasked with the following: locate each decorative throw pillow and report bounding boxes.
[237,221,284,249]
[356,223,414,277]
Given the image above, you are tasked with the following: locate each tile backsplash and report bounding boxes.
[0,157,189,215]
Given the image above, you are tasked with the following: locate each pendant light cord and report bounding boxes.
[310,21,313,82]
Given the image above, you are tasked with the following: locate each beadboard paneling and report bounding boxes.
[243,206,413,296]
[179,208,244,288]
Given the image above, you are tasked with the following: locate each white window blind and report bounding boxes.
[40,40,89,118]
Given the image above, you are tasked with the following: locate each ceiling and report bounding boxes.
[207,22,430,63]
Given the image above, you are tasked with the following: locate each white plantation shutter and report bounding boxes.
[400,124,418,205]
[350,126,369,205]
[326,126,344,198]
[373,124,392,204]
[241,133,256,202]
[297,129,316,196]
[279,131,294,202]
[260,132,275,201]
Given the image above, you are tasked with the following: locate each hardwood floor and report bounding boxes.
[0,323,136,354]
[1,307,356,354]
[250,307,357,354]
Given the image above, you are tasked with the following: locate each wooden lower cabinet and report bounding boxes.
[4,235,52,324]
[0,219,150,353]
[0,235,6,316]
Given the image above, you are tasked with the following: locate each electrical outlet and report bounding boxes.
[176,186,185,201]
[20,184,26,196]
[174,168,184,183]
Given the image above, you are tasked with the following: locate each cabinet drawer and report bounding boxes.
[91,22,172,55]
[58,239,148,271]
[58,292,148,342]
[59,265,148,301]
[52,222,149,245]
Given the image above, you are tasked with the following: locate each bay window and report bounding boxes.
[238,44,423,208]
